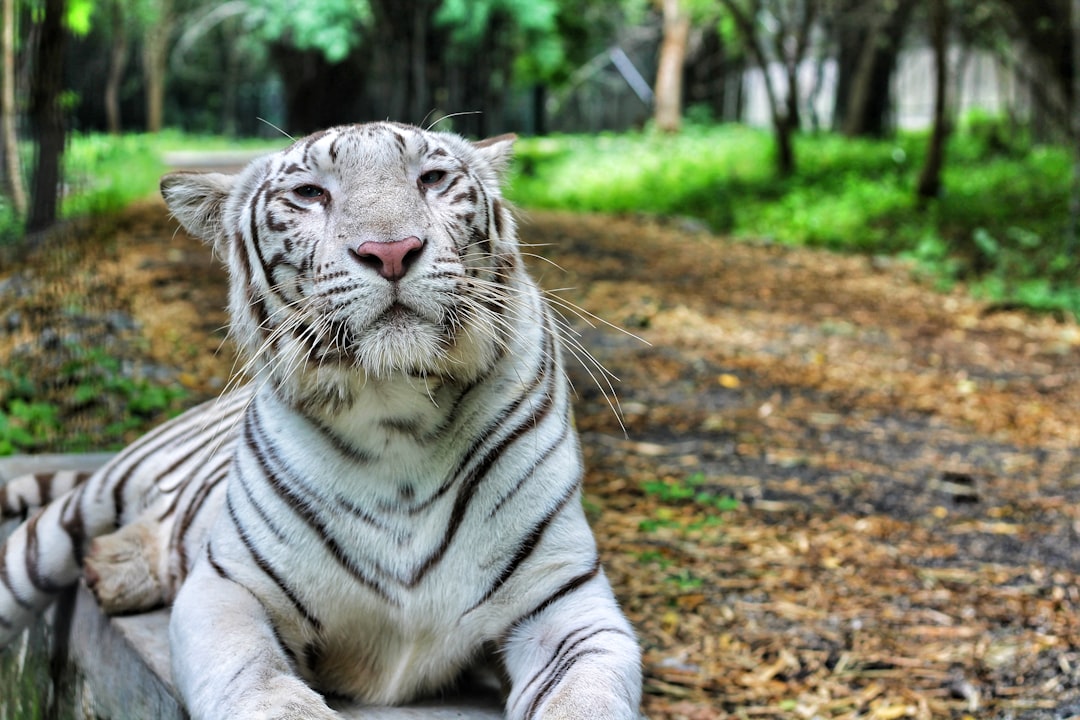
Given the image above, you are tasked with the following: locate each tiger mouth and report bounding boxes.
[380,303,412,322]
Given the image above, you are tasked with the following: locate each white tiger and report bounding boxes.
[0,122,642,719]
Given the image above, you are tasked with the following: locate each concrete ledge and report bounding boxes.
[0,454,503,719]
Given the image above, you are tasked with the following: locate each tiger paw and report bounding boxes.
[83,520,164,614]
[233,676,339,720]
[539,690,639,720]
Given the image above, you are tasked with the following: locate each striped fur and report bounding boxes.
[0,122,641,719]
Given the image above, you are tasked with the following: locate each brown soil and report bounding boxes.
[3,200,1079,719]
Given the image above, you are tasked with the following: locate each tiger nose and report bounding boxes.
[351,237,424,281]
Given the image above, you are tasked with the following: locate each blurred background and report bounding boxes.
[1,0,1079,315]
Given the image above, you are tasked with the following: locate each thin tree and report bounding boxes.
[143,0,172,132]
[1,0,24,217]
[1068,0,1080,253]
[835,0,917,137]
[27,0,67,234]
[655,0,691,132]
[916,0,949,201]
[105,0,129,134]
[718,0,819,177]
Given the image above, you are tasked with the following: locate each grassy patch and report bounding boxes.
[61,131,286,220]
[509,124,1080,318]
[0,342,187,456]
[638,472,739,534]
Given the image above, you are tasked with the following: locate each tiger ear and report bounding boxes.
[473,133,516,180]
[160,171,235,243]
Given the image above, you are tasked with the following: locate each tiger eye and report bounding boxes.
[419,170,446,186]
[294,185,325,199]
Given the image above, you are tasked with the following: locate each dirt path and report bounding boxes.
[2,202,1079,719]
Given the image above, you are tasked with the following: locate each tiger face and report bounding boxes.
[162,123,520,408]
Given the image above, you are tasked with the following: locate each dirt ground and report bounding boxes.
[2,200,1079,719]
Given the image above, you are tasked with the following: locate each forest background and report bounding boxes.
[2,0,1080,323]
[0,0,1077,441]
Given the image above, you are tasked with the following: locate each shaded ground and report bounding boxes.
[2,201,1080,719]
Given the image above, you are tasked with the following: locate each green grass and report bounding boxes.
[7,125,1076,317]
[509,123,1080,318]
[62,131,287,220]
[3,131,288,245]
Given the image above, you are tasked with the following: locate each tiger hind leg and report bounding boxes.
[83,518,167,615]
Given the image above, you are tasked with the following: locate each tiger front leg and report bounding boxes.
[501,573,643,720]
[169,557,337,720]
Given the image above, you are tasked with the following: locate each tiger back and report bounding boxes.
[0,122,642,720]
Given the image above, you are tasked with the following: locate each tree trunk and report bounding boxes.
[142,0,172,133]
[1068,0,1080,253]
[27,0,66,234]
[718,0,806,175]
[105,0,128,135]
[773,116,795,177]
[685,24,728,121]
[366,0,436,126]
[837,0,916,137]
[916,0,949,202]
[655,0,690,133]
[0,0,25,217]
[221,17,240,137]
[271,44,367,134]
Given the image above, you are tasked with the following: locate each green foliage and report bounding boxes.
[0,198,22,246]
[62,133,168,218]
[0,344,186,456]
[436,0,568,83]
[248,0,370,63]
[509,123,1080,319]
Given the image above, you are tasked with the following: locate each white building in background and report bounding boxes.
[740,48,1030,131]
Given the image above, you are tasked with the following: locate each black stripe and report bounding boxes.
[58,488,88,561]
[0,543,32,609]
[501,558,601,643]
[25,511,66,594]
[249,180,275,286]
[99,391,241,523]
[487,417,570,518]
[492,197,506,238]
[308,416,375,465]
[465,476,579,613]
[406,314,555,516]
[104,405,214,524]
[206,541,231,580]
[525,648,610,719]
[226,495,323,633]
[172,464,230,578]
[245,406,394,602]
[233,463,287,543]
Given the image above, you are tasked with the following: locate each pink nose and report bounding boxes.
[351,237,424,281]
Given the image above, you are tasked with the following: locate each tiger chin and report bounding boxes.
[0,122,643,720]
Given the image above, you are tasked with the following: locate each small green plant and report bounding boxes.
[0,400,62,455]
[638,472,739,533]
[665,568,704,591]
[0,343,187,456]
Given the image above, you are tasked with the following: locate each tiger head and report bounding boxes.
[161,122,524,410]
